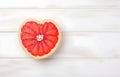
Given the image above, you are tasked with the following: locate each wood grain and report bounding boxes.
[0,0,120,9]
[0,59,120,77]
[0,9,120,31]
[0,32,120,58]
[0,0,120,77]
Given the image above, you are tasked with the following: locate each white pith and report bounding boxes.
[36,34,44,41]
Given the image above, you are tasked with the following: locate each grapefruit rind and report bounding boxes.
[18,19,61,60]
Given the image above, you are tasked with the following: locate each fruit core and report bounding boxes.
[36,34,44,41]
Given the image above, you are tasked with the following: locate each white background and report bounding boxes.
[0,0,120,77]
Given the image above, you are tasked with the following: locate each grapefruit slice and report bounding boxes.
[18,19,61,59]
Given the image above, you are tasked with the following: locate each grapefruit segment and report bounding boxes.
[38,43,44,56]
[21,32,35,40]
[22,39,37,48]
[42,22,48,33]
[31,43,39,56]
[44,39,55,49]
[27,44,35,53]
[44,35,58,43]
[30,21,40,34]
[19,19,61,59]
[21,25,35,35]
[42,41,51,54]
[45,27,58,36]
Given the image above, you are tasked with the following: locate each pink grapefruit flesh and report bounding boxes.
[19,19,61,59]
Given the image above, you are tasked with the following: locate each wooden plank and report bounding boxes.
[0,59,120,77]
[0,32,120,58]
[0,0,120,9]
[0,9,120,32]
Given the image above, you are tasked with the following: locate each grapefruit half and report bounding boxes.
[18,19,61,59]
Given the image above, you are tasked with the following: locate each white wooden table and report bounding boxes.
[0,0,120,77]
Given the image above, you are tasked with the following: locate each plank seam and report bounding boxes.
[0,31,120,33]
[0,57,120,59]
[0,8,119,9]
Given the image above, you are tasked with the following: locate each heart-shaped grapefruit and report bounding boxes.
[18,19,61,59]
